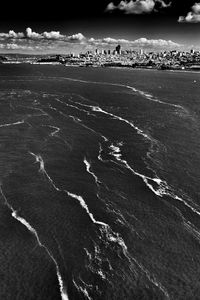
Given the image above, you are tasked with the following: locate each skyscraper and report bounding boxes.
[115,44,121,55]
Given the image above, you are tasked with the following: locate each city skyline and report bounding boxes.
[0,0,200,54]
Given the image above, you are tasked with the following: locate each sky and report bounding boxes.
[0,0,200,54]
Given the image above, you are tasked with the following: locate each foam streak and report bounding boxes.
[83,158,101,186]
[42,125,60,136]
[0,120,24,128]
[54,98,96,116]
[29,151,129,258]
[42,76,185,110]
[0,186,69,300]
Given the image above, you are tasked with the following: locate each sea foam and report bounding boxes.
[0,186,69,300]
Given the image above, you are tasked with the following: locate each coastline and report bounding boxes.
[2,61,200,73]
[1,61,200,75]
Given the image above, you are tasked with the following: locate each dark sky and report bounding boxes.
[0,0,200,53]
[0,0,195,21]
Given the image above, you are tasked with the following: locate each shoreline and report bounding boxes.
[1,61,200,74]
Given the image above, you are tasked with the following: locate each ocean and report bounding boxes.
[0,64,200,300]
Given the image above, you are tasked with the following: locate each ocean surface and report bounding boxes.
[0,64,200,300]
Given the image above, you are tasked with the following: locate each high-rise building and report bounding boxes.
[139,49,144,55]
[115,44,121,55]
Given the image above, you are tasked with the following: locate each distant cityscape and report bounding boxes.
[1,45,200,70]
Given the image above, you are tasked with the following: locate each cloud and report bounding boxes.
[0,29,87,53]
[156,0,171,8]
[0,27,181,53]
[88,37,132,46]
[0,30,24,39]
[66,33,86,42]
[132,37,180,48]
[105,0,171,14]
[25,28,66,40]
[42,31,65,40]
[26,27,42,39]
[89,36,181,50]
[178,3,200,23]
[0,28,83,41]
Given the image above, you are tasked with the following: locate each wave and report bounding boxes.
[29,152,129,255]
[0,120,25,128]
[49,76,186,110]
[184,219,200,242]
[83,156,170,297]
[47,93,200,227]
[28,150,171,298]
[3,75,185,110]
[0,185,69,300]
[73,279,92,300]
[70,100,153,144]
[48,102,108,143]
[125,85,184,109]
[29,151,153,296]
[54,97,96,117]
[63,99,200,221]
[16,104,49,117]
[41,125,60,136]
[83,158,102,186]
[84,156,130,224]
[107,143,200,219]
[132,258,170,299]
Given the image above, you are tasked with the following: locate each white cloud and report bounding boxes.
[89,36,181,49]
[42,31,65,40]
[26,27,42,39]
[156,0,171,8]
[89,37,136,45]
[103,37,131,43]
[66,33,86,42]
[0,28,87,53]
[106,2,116,11]
[0,30,24,39]
[178,3,200,23]
[0,28,181,53]
[105,0,171,14]
[8,30,24,39]
[0,28,78,41]
[132,37,180,48]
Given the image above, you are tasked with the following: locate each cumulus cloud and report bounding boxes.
[0,28,87,53]
[66,33,86,42]
[105,0,171,14]
[178,3,200,23]
[26,27,42,39]
[42,31,65,40]
[0,27,82,41]
[0,27,181,53]
[25,28,66,40]
[0,30,24,39]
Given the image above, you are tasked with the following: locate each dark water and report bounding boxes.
[0,64,200,299]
